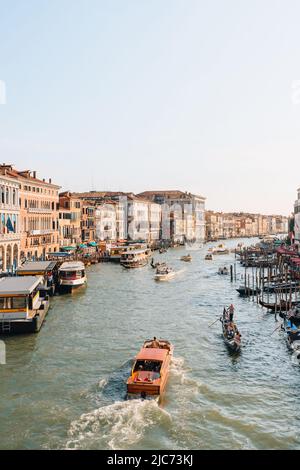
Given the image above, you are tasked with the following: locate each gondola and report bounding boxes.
[259,299,298,312]
[282,321,300,360]
[220,317,241,352]
[236,286,261,297]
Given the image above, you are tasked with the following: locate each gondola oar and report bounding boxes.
[209,317,220,328]
[269,324,282,336]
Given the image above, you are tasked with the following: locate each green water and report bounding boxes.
[1,238,300,449]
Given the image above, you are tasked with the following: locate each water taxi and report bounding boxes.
[58,261,87,293]
[154,265,176,281]
[120,249,148,268]
[127,339,173,397]
[180,254,192,262]
[0,276,49,334]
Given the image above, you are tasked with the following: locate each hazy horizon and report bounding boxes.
[1,0,300,216]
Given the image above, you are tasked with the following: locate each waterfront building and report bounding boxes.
[0,164,60,261]
[59,192,82,247]
[81,202,96,243]
[205,211,224,241]
[0,173,21,271]
[137,190,206,244]
[95,201,117,241]
[295,188,300,242]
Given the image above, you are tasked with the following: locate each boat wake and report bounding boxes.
[66,398,171,450]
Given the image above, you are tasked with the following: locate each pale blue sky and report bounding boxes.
[0,0,300,214]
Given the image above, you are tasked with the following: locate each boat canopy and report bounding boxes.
[136,348,168,361]
[61,246,76,251]
[79,243,87,248]
[17,261,57,274]
[88,241,97,247]
[0,276,43,296]
[59,261,85,271]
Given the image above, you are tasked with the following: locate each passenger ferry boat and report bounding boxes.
[0,276,49,334]
[127,339,173,397]
[58,261,87,293]
[110,243,151,262]
[120,249,148,268]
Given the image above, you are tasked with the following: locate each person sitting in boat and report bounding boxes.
[150,336,160,348]
[234,331,241,345]
[144,373,152,382]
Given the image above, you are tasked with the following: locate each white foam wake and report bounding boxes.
[66,398,171,450]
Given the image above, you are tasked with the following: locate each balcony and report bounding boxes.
[28,229,55,236]
[0,232,21,241]
[27,208,53,214]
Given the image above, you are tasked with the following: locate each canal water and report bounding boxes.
[1,237,300,450]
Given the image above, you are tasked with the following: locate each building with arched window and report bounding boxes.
[0,174,20,272]
[0,165,60,261]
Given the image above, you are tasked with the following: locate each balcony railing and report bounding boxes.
[27,208,53,214]
[28,229,55,236]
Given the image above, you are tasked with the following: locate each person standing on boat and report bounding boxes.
[229,304,235,322]
[151,337,160,348]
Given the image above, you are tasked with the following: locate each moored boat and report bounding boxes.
[58,261,87,293]
[0,276,50,334]
[236,286,261,297]
[127,339,173,397]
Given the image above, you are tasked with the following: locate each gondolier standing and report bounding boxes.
[229,304,235,322]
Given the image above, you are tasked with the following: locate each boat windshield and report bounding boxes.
[134,359,162,373]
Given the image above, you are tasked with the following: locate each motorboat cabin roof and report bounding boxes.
[121,249,147,256]
[0,276,43,296]
[136,348,169,362]
[59,261,85,271]
[17,261,57,275]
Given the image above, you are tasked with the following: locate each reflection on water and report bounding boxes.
[1,238,300,449]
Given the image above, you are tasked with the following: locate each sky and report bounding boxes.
[0,0,299,215]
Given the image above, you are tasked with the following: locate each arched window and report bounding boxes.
[12,189,16,206]
[6,188,9,204]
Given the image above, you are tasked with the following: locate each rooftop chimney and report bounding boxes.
[33,171,36,179]
[49,178,52,184]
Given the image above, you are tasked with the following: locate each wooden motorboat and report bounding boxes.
[220,317,241,352]
[154,265,176,281]
[159,248,167,254]
[127,339,173,397]
[205,253,213,260]
[180,254,192,262]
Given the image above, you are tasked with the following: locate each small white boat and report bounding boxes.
[214,244,229,255]
[154,265,176,281]
[205,253,213,260]
[58,261,87,293]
